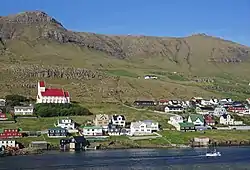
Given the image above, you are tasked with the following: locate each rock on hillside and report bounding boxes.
[0,11,249,64]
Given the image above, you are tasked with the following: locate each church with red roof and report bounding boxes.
[36,81,70,104]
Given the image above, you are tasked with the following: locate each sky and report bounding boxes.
[0,0,249,46]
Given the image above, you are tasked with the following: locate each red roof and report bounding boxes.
[0,113,6,118]
[64,91,70,97]
[159,99,168,102]
[41,88,67,97]
[39,81,45,87]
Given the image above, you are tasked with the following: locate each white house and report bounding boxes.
[219,114,234,125]
[14,105,34,115]
[0,99,6,107]
[246,98,250,105]
[219,98,233,105]
[142,120,159,131]
[82,126,103,136]
[164,106,184,113]
[220,114,243,125]
[213,107,227,117]
[209,99,219,105]
[55,118,75,130]
[0,140,16,148]
[144,75,158,80]
[168,115,184,125]
[196,107,214,115]
[130,121,158,135]
[36,81,70,104]
[110,115,126,127]
[168,115,184,130]
[200,99,212,106]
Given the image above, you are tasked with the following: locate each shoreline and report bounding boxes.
[4,142,250,157]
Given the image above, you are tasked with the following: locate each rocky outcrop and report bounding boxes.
[7,65,107,80]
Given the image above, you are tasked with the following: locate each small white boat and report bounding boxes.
[205,149,221,157]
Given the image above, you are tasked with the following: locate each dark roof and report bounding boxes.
[221,114,228,119]
[199,106,214,111]
[112,115,125,120]
[72,136,86,143]
[166,106,183,109]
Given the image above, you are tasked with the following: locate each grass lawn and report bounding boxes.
[0,103,171,131]
[159,130,250,144]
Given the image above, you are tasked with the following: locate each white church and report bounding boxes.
[36,81,70,104]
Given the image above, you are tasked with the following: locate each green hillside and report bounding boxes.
[0,11,250,103]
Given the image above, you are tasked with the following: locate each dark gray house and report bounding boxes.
[47,127,67,138]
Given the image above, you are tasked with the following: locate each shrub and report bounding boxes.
[34,103,92,117]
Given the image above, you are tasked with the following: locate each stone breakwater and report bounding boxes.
[3,147,43,156]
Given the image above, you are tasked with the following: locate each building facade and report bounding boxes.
[14,105,34,115]
[36,81,70,104]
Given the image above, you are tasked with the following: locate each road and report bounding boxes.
[122,103,178,117]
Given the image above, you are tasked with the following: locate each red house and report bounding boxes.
[0,113,7,120]
[228,106,248,113]
[204,115,215,126]
[0,129,22,139]
[158,99,169,105]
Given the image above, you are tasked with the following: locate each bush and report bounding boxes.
[5,94,29,107]
[34,103,92,117]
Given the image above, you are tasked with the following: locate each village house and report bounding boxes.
[158,99,169,105]
[168,115,184,126]
[209,99,219,105]
[110,115,126,127]
[142,120,159,132]
[187,115,204,126]
[130,121,151,135]
[227,106,248,114]
[0,99,5,107]
[130,120,159,135]
[219,114,243,125]
[133,100,157,107]
[190,97,203,106]
[164,106,184,113]
[237,109,250,116]
[195,106,214,115]
[69,136,89,151]
[168,100,182,106]
[213,107,228,117]
[47,127,67,138]
[0,140,17,148]
[144,75,158,80]
[200,99,212,106]
[82,126,103,136]
[219,98,233,105]
[14,105,34,116]
[0,112,7,121]
[204,115,215,126]
[55,117,75,130]
[175,122,196,132]
[36,81,70,104]
[93,114,109,128]
[0,129,22,139]
[246,98,250,105]
[108,125,129,136]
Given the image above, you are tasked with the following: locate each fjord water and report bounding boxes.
[1,147,250,170]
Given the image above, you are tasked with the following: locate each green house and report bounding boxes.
[178,122,195,131]
[187,114,204,126]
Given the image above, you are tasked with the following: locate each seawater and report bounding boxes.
[0,146,250,170]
